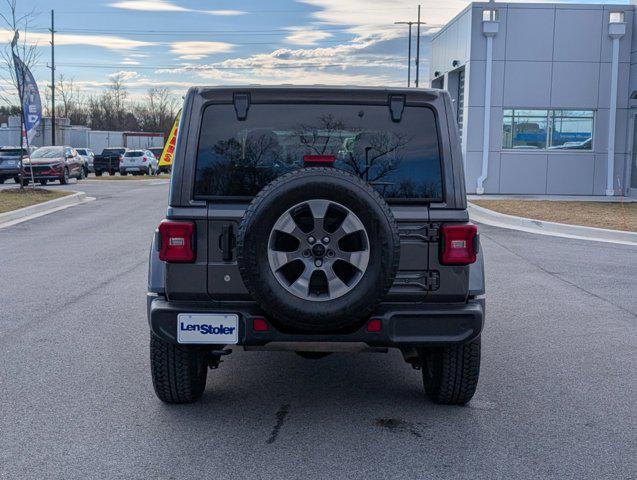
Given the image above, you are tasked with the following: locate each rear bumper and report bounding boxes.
[0,167,20,178]
[147,296,485,349]
[21,169,63,180]
[121,166,149,174]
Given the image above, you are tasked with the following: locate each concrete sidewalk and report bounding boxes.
[0,191,93,229]
[469,202,637,246]
[468,194,637,203]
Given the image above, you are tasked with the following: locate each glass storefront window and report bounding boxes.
[549,110,593,150]
[503,109,594,151]
[503,109,548,149]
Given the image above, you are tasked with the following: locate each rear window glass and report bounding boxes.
[125,151,143,157]
[0,148,25,156]
[194,104,442,201]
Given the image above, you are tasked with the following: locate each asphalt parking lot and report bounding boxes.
[1,179,635,480]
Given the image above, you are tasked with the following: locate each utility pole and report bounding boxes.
[415,4,421,88]
[394,21,413,87]
[49,9,55,145]
[395,6,425,88]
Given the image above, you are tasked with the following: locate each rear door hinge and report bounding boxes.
[398,223,439,243]
[233,93,250,121]
[423,271,440,291]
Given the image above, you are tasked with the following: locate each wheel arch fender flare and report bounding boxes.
[148,232,166,294]
[468,247,485,297]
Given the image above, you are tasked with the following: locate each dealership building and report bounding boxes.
[430,1,637,196]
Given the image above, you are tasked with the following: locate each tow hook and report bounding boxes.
[207,349,232,369]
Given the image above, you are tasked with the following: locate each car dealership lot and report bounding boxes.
[0,181,634,480]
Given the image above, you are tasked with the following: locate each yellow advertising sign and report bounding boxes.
[159,109,181,168]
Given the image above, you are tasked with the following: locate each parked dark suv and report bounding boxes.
[148,87,485,405]
[0,146,28,184]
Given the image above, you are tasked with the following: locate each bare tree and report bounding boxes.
[43,74,88,125]
[134,87,178,136]
[61,76,88,125]
[86,74,138,131]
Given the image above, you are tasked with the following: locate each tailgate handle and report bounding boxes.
[220,224,234,262]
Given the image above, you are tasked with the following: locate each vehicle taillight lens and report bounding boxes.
[252,317,269,332]
[142,157,147,162]
[440,223,478,265]
[158,220,196,263]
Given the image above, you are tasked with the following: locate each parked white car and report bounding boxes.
[75,148,95,173]
[119,150,158,176]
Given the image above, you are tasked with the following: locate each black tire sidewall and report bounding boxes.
[239,169,399,332]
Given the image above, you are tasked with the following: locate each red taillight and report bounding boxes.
[440,223,478,265]
[252,317,269,332]
[366,318,382,332]
[158,220,195,263]
[142,157,148,162]
[303,155,335,166]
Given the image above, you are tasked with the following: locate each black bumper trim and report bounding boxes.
[148,296,484,348]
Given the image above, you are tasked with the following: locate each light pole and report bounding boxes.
[415,4,421,88]
[394,21,413,87]
[395,8,426,88]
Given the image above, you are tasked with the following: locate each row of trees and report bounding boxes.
[42,74,180,136]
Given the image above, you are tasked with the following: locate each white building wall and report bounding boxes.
[431,2,634,196]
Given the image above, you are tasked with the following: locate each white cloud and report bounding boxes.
[109,1,246,15]
[285,27,333,46]
[122,58,141,65]
[108,70,139,81]
[170,41,235,60]
[207,10,246,16]
[0,29,154,51]
[110,1,187,12]
[298,0,464,29]
[189,64,401,87]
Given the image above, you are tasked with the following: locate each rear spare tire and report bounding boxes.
[237,168,400,332]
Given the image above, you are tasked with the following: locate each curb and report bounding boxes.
[0,191,93,229]
[468,202,637,246]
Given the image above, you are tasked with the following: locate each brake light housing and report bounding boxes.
[158,220,196,263]
[440,223,478,265]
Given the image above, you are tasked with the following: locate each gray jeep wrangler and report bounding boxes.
[148,86,485,405]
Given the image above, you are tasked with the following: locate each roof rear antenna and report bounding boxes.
[233,93,250,121]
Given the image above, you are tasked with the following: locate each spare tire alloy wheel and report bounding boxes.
[268,199,370,301]
[238,168,400,332]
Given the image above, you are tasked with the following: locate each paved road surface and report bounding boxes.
[1,180,635,479]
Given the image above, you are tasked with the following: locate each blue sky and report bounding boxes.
[1,0,627,102]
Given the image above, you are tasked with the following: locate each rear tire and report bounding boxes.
[420,337,481,406]
[95,170,103,177]
[0,178,4,184]
[150,333,208,404]
[39,179,48,186]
